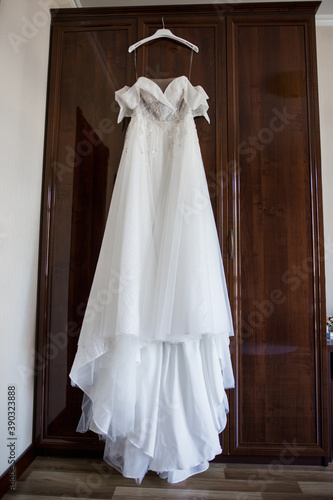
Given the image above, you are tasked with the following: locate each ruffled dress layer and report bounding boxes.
[69,76,234,484]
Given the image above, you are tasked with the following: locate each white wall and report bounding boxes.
[317,26,333,316]
[0,0,72,478]
[0,0,332,480]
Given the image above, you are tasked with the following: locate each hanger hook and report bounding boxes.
[162,17,165,29]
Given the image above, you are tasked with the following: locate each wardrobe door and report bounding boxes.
[35,16,137,450]
[226,6,328,458]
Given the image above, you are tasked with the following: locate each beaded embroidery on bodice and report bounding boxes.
[139,88,186,122]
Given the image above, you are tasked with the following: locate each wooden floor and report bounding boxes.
[3,457,333,500]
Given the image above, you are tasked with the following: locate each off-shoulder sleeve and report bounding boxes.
[115,84,140,123]
[183,81,210,123]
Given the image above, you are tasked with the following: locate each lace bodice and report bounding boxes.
[139,88,186,122]
[115,76,210,124]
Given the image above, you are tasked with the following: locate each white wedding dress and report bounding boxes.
[69,75,234,484]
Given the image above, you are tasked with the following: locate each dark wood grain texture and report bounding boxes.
[226,8,328,456]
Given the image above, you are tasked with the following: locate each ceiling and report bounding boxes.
[74,0,333,18]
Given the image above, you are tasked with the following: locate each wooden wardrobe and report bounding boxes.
[34,2,330,463]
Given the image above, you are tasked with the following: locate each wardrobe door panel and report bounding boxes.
[227,12,328,456]
[35,20,136,449]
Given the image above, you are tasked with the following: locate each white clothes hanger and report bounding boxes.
[128,18,199,53]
